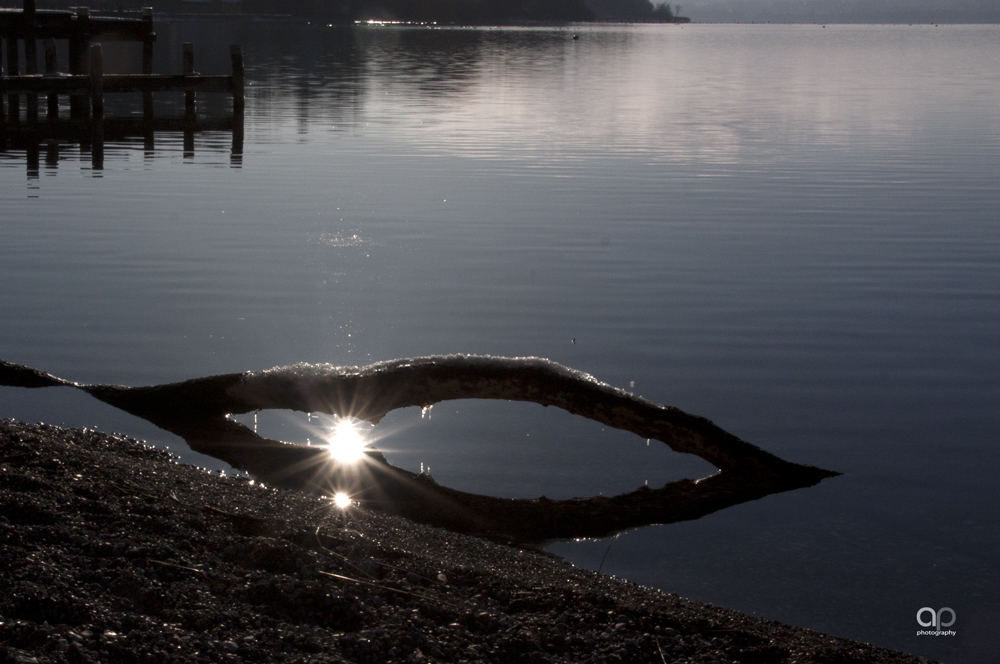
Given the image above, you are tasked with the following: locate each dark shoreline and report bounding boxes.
[1,419,928,663]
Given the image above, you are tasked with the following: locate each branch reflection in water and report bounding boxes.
[0,355,838,547]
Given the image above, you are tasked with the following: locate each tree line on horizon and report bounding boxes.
[19,0,687,24]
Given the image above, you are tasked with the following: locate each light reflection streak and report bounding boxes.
[324,417,371,463]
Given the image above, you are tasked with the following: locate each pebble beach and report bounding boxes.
[0,419,929,664]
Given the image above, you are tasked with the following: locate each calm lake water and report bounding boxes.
[2,22,999,663]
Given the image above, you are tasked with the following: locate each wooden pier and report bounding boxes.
[1,1,244,168]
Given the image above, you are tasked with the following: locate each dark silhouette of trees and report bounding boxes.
[585,0,684,21]
[16,0,691,25]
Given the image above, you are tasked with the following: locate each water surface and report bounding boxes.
[2,23,998,662]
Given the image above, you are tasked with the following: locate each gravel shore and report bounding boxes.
[0,419,928,664]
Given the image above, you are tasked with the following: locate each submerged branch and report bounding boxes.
[0,356,838,545]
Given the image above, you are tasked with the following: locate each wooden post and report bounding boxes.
[24,0,39,125]
[44,39,58,123]
[0,39,5,129]
[69,7,91,121]
[6,34,19,125]
[23,0,37,71]
[141,7,154,122]
[230,44,244,114]
[183,42,195,156]
[0,47,5,150]
[90,43,103,169]
[182,42,194,155]
[23,0,37,68]
[230,45,244,162]
[69,8,81,119]
[90,44,103,121]
[68,26,79,118]
[183,42,195,121]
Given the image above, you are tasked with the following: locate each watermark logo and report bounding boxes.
[916,607,956,636]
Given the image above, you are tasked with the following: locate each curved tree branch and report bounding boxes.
[1,356,838,545]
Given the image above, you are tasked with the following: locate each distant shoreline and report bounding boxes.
[1,1,689,27]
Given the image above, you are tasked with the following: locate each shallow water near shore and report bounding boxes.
[2,22,999,662]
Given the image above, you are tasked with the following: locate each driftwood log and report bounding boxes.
[1,356,837,546]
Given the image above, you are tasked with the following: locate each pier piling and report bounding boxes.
[230,45,244,113]
[90,44,103,169]
[68,6,90,121]
[142,7,154,122]
[6,34,19,124]
[24,0,37,125]
[43,39,57,122]
[90,44,103,121]
[230,44,244,161]
[2,2,244,163]
[1,38,6,129]
[183,42,195,121]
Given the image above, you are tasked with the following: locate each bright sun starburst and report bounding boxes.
[326,418,369,463]
[333,492,352,508]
